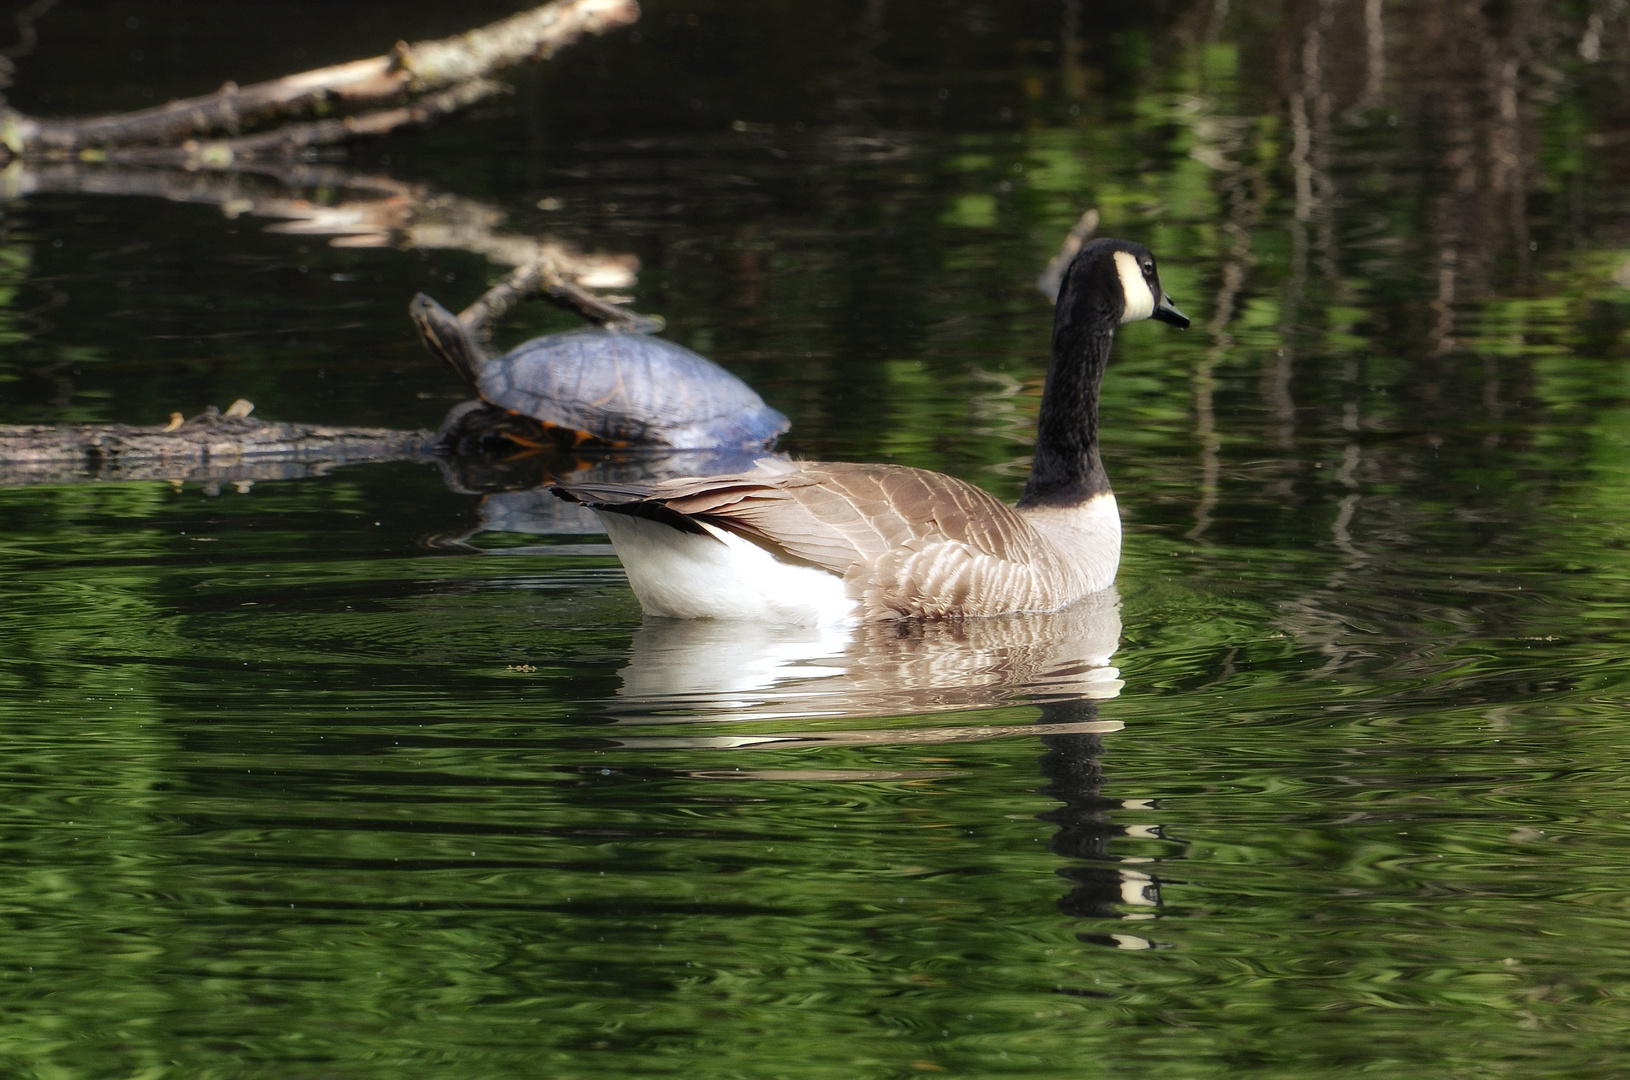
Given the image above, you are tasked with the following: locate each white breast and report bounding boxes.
[596,513,859,625]
[1017,492,1122,596]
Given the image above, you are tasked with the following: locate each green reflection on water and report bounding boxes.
[4,0,1630,1077]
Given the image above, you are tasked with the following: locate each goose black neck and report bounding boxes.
[1018,307,1116,508]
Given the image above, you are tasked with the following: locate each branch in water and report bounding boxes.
[1037,208,1100,302]
[99,80,507,168]
[0,0,638,157]
[460,259,665,339]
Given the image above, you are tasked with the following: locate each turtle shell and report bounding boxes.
[478,329,788,450]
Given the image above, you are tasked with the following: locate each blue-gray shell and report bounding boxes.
[478,329,788,450]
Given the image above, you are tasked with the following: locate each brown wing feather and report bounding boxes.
[641,461,1078,617]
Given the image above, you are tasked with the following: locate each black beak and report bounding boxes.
[1152,292,1190,330]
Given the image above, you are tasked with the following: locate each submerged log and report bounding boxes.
[0,400,434,487]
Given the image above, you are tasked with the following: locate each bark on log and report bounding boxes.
[0,0,638,158]
[0,402,435,486]
[97,80,508,169]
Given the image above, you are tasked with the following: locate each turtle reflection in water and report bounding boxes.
[410,293,789,455]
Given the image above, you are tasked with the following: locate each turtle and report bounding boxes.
[410,293,790,454]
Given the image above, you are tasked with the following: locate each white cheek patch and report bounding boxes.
[1113,250,1156,324]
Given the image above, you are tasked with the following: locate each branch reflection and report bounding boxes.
[4,160,638,286]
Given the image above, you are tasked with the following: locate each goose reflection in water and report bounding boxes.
[597,593,1162,948]
[608,589,1123,727]
[1037,701,1164,948]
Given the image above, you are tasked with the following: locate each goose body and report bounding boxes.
[554,238,1188,624]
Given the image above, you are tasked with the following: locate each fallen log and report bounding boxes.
[1,0,639,161]
[0,400,435,487]
[95,80,510,170]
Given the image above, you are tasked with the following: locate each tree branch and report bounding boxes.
[0,0,637,157]
[459,258,665,339]
[99,79,507,168]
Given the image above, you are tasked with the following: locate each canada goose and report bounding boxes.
[553,238,1188,624]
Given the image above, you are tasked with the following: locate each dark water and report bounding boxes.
[5,0,1630,1076]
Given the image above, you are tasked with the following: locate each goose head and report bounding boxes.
[1058,238,1190,331]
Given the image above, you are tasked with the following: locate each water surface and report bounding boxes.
[3,1,1630,1076]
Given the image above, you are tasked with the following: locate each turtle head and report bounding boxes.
[410,293,488,389]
